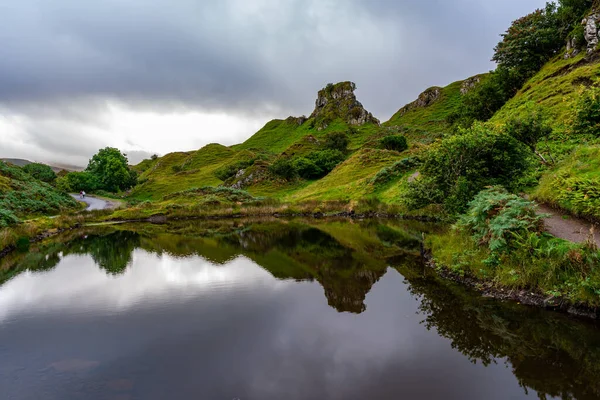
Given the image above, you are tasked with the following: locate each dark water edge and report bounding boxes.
[1,219,600,399]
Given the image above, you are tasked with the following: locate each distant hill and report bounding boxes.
[0,158,83,173]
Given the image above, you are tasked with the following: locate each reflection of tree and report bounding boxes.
[395,263,600,400]
[83,231,140,275]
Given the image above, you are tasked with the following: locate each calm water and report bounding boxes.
[1,220,600,400]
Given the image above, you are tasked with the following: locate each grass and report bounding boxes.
[491,53,600,131]
[385,75,487,138]
[534,146,600,219]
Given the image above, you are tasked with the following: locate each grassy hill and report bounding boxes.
[0,161,78,226]
[385,75,486,139]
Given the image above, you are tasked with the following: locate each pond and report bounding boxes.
[1,219,600,400]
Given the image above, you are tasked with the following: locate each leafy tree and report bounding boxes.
[504,110,554,163]
[323,132,349,152]
[573,86,600,136]
[404,124,531,214]
[56,171,99,193]
[493,4,562,82]
[307,150,346,174]
[293,157,322,179]
[86,147,137,192]
[269,158,297,181]
[380,135,408,152]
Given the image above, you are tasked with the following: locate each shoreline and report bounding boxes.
[0,211,439,261]
[423,253,599,320]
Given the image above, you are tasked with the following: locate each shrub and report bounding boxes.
[0,208,20,228]
[56,171,99,193]
[458,187,545,253]
[573,86,600,136]
[404,125,531,214]
[22,163,57,184]
[323,132,349,151]
[370,157,418,186]
[269,158,298,181]
[86,147,137,192]
[293,157,322,180]
[307,150,346,174]
[380,135,408,152]
[504,109,553,163]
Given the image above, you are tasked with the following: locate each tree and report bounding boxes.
[56,171,99,193]
[493,4,562,82]
[22,163,57,184]
[404,124,531,214]
[86,147,137,192]
[269,158,297,181]
[380,135,408,152]
[293,157,322,179]
[323,132,349,152]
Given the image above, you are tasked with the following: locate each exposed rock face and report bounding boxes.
[286,115,308,126]
[397,87,442,117]
[310,81,380,129]
[565,36,580,59]
[460,77,481,95]
[583,14,600,54]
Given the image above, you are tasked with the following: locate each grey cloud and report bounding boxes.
[0,0,547,163]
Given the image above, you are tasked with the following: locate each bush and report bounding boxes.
[380,135,408,152]
[86,147,137,192]
[323,132,349,151]
[404,125,531,214]
[370,157,418,186]
[22,163,57,184]
[307,150,346,174]
[504,110,553,163]
[573,86,600,136]
[293,157,322,180]
[458,187,545,253]
[269,158,298,181]
[56,171,99,193]
[0,208,20,227]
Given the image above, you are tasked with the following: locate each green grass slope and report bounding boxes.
[0,161,78,226]
[491,53,600,131]
[386,75,486,137]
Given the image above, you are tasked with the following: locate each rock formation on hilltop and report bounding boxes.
[309,81,380,130]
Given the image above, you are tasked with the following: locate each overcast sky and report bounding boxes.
[0,0,548,166]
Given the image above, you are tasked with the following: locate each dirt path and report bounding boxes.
[537,204,599,247]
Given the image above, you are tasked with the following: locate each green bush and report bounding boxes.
[370,157,418,186]
[573,86,600,136]
[504,109,553,163]
[307,150,345,174]
[404,125,531,214]
[56,171,99,193]
[458,187,545,253]
[293,157,322,180]
[323,132,349,151]
[269,158,298,181]
[22,163,57,184]
[86,147,137,192]
[0,208,20,227]
[380,135,408,152]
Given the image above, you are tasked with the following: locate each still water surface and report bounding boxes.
[1,220,600,400]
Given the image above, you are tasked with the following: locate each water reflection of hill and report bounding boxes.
[394,263,600,400]
[0,220,426,314]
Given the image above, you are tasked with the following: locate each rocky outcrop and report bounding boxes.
[310,81,380,130]
[285,115,308,126]
[460,77,481,95]
[565,36,580,59]
[396,87,442,117]
[584,14,599,54]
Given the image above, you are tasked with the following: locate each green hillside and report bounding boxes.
[0,161,78,226]
[385,75,486,138]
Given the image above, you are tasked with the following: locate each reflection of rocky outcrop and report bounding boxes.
[395,263,600,400]
[321,269,385,313]
[310,81,380,130]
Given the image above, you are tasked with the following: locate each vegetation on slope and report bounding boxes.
[0,161,78,227]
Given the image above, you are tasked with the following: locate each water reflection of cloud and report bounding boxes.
[0,250,289,322]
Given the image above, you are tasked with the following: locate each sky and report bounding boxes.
[0,0,548,167]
